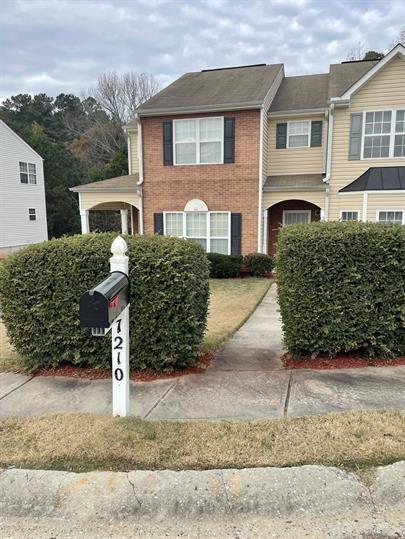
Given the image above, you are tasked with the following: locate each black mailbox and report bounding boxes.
[80,271,130,329]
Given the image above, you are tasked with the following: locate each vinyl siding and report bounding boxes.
[79,191,140,211]
[329,55,405,220]
[129,130,139,173]
[366,193,405,221]
[0,121,47,251]
[267,115,327,176]
[263,189,325,210]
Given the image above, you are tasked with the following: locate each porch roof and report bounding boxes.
[264,174,326,191]
[339,167,405,192]
[70,174,139,193]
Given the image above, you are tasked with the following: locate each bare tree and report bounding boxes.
[389,28,405,49]
[346,41,366,61]
[89,71,159,124]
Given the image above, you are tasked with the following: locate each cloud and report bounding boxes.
[0,0,404,99]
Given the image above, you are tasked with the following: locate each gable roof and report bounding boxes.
[134,64,283,117]
[0,119,43,160]
[70,174,139,193]
[328,60,378,98]
[269,74,329,112]
[339,167,405,192]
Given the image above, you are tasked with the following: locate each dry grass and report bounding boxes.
[203,278,272,351]
[0,319,24,372]
[0,410,403,473]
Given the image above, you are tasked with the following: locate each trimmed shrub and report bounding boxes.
[243,252,275,276]
[0,233,209,371]
[207,253,243,278]
[277,222,405,359]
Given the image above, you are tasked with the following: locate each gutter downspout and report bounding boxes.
[135,113,144,235]
[257,106,264,252]
[322,103,334,221]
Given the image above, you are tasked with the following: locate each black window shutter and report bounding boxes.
[154,213,164,235]
[310,121,322,147]
[231,213,242,255]
[163,121,173,165]
[349,113,363,160]
[276,123,287,149]
[223,117,235,163]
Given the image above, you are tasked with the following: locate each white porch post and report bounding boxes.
[80,209,90,234]
[120,209,129,234]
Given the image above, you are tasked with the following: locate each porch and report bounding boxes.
[70,175,140,235]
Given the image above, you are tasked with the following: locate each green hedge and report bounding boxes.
[207,253,243,278]
[0,233,209,371]
[243,253,274,276]
[277,222,405,358]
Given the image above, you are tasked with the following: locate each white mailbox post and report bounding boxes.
[79,235,130,417]
[110,236,130,417]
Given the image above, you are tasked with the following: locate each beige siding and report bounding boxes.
[267,115,327,176]
[263,189,325,210]
[80,191,140,211]
[129,130,139,174]
[366,193,405,221]
[329,55,405,220]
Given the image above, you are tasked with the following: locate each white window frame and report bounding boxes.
[19,161,37,184]
[286,120,311,149]
[340,210,360,222]
[28,208,36,221]
[173,117,224,165]
[361,108,405,160]
[282,209,311,225]
[163,211,231,254]
[376,210,405,225]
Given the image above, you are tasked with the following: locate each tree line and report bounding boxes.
[0,73,158,237]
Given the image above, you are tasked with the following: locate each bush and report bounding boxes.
[0,233,209,371]
[277,222,405,359]
[207,253,243,278]
[243,252,274,276]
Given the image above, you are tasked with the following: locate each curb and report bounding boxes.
[0,462,404,520]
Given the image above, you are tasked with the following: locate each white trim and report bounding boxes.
[127,134,132,175]
[286,120,311,148]
[362,192,368,221]
[0,119,43,160]
[282,209,311,225]
[331,44,405,102]
[173,117,224,166]
[262,209,268,254]
[340,210,360,221]
[258,107,264,251]
[339,189,405,195]
[376,209,405,225]
[163,210,231,254]
[136,115,144,234]
[184,199,208,212]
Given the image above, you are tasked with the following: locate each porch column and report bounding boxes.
[80,209,90,234]
[120,209,129,234]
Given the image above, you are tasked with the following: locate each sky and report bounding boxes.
[0,0,404,101]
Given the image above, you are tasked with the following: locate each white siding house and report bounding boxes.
[0,119,48,253]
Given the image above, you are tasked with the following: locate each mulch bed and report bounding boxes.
[283,353,405,370]
[32,351,214,382]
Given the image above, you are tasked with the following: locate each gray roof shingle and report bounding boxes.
[136,64,283,116]
[70,174,139,192]
[264,174,326,190]
[328,60,378,98]
[270,74,329,112]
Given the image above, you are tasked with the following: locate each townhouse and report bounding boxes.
[71,44,405,256]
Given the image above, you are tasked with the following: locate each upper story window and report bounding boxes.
[287,121,310,148]
[174,117,223,165]
[19,161,37,184]
[362,110,405,159]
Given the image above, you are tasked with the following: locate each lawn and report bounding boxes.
[0,410,403,474]
[0,277,272,371]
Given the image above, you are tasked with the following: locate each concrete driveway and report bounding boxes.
[1,285,405,419]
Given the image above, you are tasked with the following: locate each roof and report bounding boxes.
[339,167,405,192]
[328,60,378,98]
[264,174,326,191]
[270,74,329,112]
[70,174,139,193]
[135,64,283,116]
[0,119,43,160]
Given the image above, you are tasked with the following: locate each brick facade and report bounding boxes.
[141,110,261,254]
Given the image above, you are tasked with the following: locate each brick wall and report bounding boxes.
[141,110,261,254]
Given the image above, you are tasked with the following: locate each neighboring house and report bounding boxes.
[0,120,48,254]
[71,44,405,256]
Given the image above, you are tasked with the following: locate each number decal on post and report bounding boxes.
[114,336,123,349]
[114,368,124,381]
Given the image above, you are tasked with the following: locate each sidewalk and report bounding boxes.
[1,285,405,419]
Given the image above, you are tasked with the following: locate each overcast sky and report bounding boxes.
[0,0,403,101]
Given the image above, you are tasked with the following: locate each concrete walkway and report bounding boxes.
[1,284,405,419]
